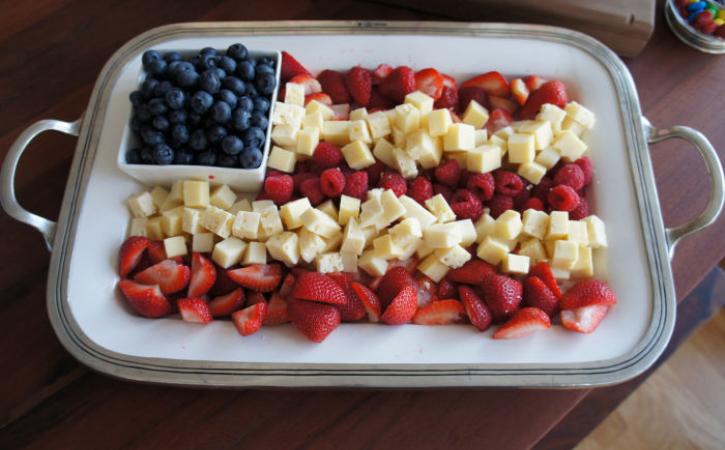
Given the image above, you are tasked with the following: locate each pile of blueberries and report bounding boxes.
[126,43,277,168]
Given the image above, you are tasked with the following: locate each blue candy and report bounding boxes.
[687,1,706,14]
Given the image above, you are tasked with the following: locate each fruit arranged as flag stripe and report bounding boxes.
[227,264,283,292]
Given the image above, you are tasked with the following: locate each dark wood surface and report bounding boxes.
[1,1,723,449]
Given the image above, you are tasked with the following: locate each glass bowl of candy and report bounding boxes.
[666,0,725,53]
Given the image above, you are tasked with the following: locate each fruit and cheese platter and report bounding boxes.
[2,22,722,388]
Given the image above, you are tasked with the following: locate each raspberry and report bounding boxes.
[513,187,531,210]
[312,142,342,169]
[569,196,589,220]
[292,171,316,195]
[494,170,524,196]
[434,159,461,188]
[320,168,346,197]
[437,279,457,299]
[554,163,585,191]
[467,172,495,201]
[299,177,325,206]
[266,169,285,178]
[575,157,593,186]
[532,176,554,201]
[522,197,545,211]
[408,176,433,204]
[433,183,453,202]
[342,171,368,200]
[263,174,293,205]
[489,194,514,218]
[378,171,407,197]
[450,189,483,220]
[366,160,385,185]
[548,185,580,211]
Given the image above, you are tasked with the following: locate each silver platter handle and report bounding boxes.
[642,117,724,259]
[1,118,82,251]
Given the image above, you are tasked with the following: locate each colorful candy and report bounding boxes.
[677,0,725,38]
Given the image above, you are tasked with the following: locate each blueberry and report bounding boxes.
[147,98,168,116]
[141,78,159,97]
[168,109,187,124]
[203,116,217,129]
[236,60,255,81]
[243,126,266,149]
[217,153,238,167]
[152,143,174,165]
[129,90,144,106]
[196,150,217,166]
[199,54,218,71]
[216,89,238,109]
[175,61,196,74]
[153,80,174,97]
[190,55,203,69]
[130,115,144,132]
[200,47,218,57]
[176,69,199,88]
[238,96,254,112]
[188,113,202,126]
[250,111,268,130]
[206,125,228,144]
[166,60,182,77]
[189,129,208,151]
[218,56,236,74]
[140,146,155,163]
[222,76,245,95]
[253,97,270,113]
[135,105,152,122]
[258,56,275,68]
[152,115,170,131]
[245,82,258,97]
[256,73,276,96]
[173,149,194,165]
[226,43,248,61]
[170,124,190,145]
[164,88,185,110]
[256,63,275,78]
[211,101,232,124]
[240,147,263,168]
[231,108,251,131]
[199,71,221,94]
[126,148,142,164]
[190,91,214,114]
[147,58,167,76]
[221,135,244,155]
[164,51,182,63]
[141,128,165,146]
[142,50,162,69]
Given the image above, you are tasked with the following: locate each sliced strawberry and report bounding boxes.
[263,292,289,325]
[493,307,551,339]
[437,278,457,299]
[389,256,419,274]
[523,75,545,91]
[481,274,523,322]
[377,266,416,308]
[134,259,190,295]
[458,86,488,112]
[232,303,267,336]
[227,264,283,293]
[330,103,350,120]
[414,68,444,100]
[441,73,457,89]
[345,66,372,106]
[434,86,458,110]
[560,304,609,333]
[485,108,513,134]
[519,80,568,119]
[413,299,465,325]
[117,279,171,318]
[351,281,382,322]
[381,285,418,325]
[278,273,296,299]
[247,291,267,305]
[488,95,518,115]
[292,272,348,306]
[510,78,530,106]
[529,262,561,298]
[317,69,350,104]
[446,259,495,285]
[119,236,149,277]
[371,63,393,85]
[369,88,395,109]
[288,298,341,342]
[208,287,245,317]
[289,73,322,95]
[327,272,366,322]
[187,253,217,297]
[304,92,333,106]
[560,279,617,310]
[414,274,438,307]
[145,240,166,265]
[523,276,559,317]
[178,297,213,324]
[461,71,510,97]
[378,66,416,103]
[209,262,238,296]
[458,286,493,331]
[280,51,310,82]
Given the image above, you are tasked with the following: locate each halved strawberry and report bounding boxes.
[529,262,562,298]
[232,303,267,337]
[247,291,267,305]
[520,80,569,119]
[485,108,513,134]
[346,66,372,106]
[372,63,393,85]
[493,307,551,339]
[414,68,444,100]
[278,273,296,299]
[328,272,366,322]
[145,240,166,265]
[134,259,190,295]
[378,66,416,103]
[330,103,350,120]
[481,274,523,322]
[413,299,465,325]
[458,86,488,112]
[510,78,530,106]
[208,287,245,317]
[414,274,438,307]
[317,69,351,104]
[304,92,333,106]
[209,262,238,296]
[434,86,458,110]
[523,75,545,91]
[437,278,457,299]
[560,279,617,310]
[281,51,310,82]
[458,285,493,331]
[560,304,609,333]
[446,259,495,285]
[523,276,559,317]
[488,95,518,115]
[227,264,283,293]
[377,266,416,308]
[188,253,217,297]
[441,73,457,89]
[289,73,322,95]
[119,236,149,277]
[351,281,381,322]
[178,297,213,324]
[118,279,171,318]
[288,298,341,342]
[461,71,510,97]
[292,272,348,306]
[369,88,395,109]
[263,292,289,326]
[381,285,417,325]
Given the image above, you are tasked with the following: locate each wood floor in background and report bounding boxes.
[576,309,725,450]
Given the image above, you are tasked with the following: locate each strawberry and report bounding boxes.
[351,281,382,322]
[481,274,523,322]
[529,262,561,298]
[441,73,457,89]
[434,86,458,110]
[208,287,245,317]
[118,236,149,276]
[437,278,457,299]
[178,297,213,324]
[247,291,267,305]
[560,304,610,333]
[328,272,366,321]
[378,66,416,103]
[523,276,559,317]
[304,92,333,106]
[461,71,510,97]
[289,73,322,95]
[227,264,283,293]
[330,103,351,120]
[523,75,545,91]
[117,279,171,318]
[232,303,267,336]
[413,299,465,325]
[414,274,438,307]
[134,259,190,295]
[146,240,167,264]
[458,86,488,112]
[317,69,350,104]
[493,307,551,339]
[446,259,495,285]
[187,253,217,297]
[209,262,238,296]
[381,285,418,325]
[485,108,513,134]
[278,273,296,299]
[263,292,289,325]
[560,279,617,310]
[280,51,310,82]
[368,88,395,109]
[288,298,341,342]
[519,80,569,119]
[458,286,493,331]
[414,68,444,100]
[345,66,372,106]
[372,63,393,85]
[510,78,529,106]
[377,266,416,308]
[292,272,348,306]
[488,95,518,115]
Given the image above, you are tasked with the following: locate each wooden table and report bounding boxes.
[1,1,723,448]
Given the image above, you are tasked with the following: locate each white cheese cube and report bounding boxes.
[399,195,437,228]
[507,133,536,164]
[318,199,338,222]
[305,100,334,120]
[406,129,440,162]
[161,206,184,237]
[443,123,475,152]
[256,203,284,239]
[302,111,324,131]
[200,206,234,239]
[192,233,215,253]
[565,101,596,129]
[340,251,358,273]
[536,104,567,133]
[535,147,561,169]
[417,254,449,282]
[425,194,456,223]
[518,161,547,184]
[321,121,352,145]
[266,231,299,267]
[552,240,579,270]
[584,215,608,248]
[315,252,345,273]
[571,245,594,278]
[232,211,261,240]
[228,199,252,215]
[252,200,276,212]
[416,241,435,259]
[359,196,384,229]
[394,103,420,133]
[494,210,522,240]
[349,120,372,144]
[211,237,246,269]
[435,245,472,269]
[517,238,547,263]
[302,208,342,238]
[522,209,549,240]
[562,116,587,137]
[517,120,553,150]
[145,217,164,241]
[424,223,462,248]
[547,211,570,240]
[488,134,508,154]
[298,228,327,263]
[359,249,389,277]
[495,126,515,140]
[502,253,530,275]
[349,107,368,122]
[338,195,360,226]
[462,100,489,129]
[477,236,509,265]
[392,126,406,148]
[467,145,502,173]
[428,108,453,137]
[393,235,422,261]
[272,102,305,127]
[372,138,397,168]
[474,129,489,146]
[242,241,267,265]
[553,131,587,162]
[373,234,403,259]
[366,111,392,139]
[267,146,297,173]
[150,186,169,210]
[405,90,435,115]
[341,218,366,255]
[475,212,496,243]
[128,191,157,218]
[393,147,419,179]
[552,267,571,280]
[164,236,188,258]
[380,189,406,224]
[341,140,375,169]
[209,184,236,210]
[183,180,210,208]
[128,218,148,237]
[391,217,423,239]
[279,198,312,230]
[568,220,589,246]
[455,219,477,247]
[296,127,320,157]
[284,82,305,106]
